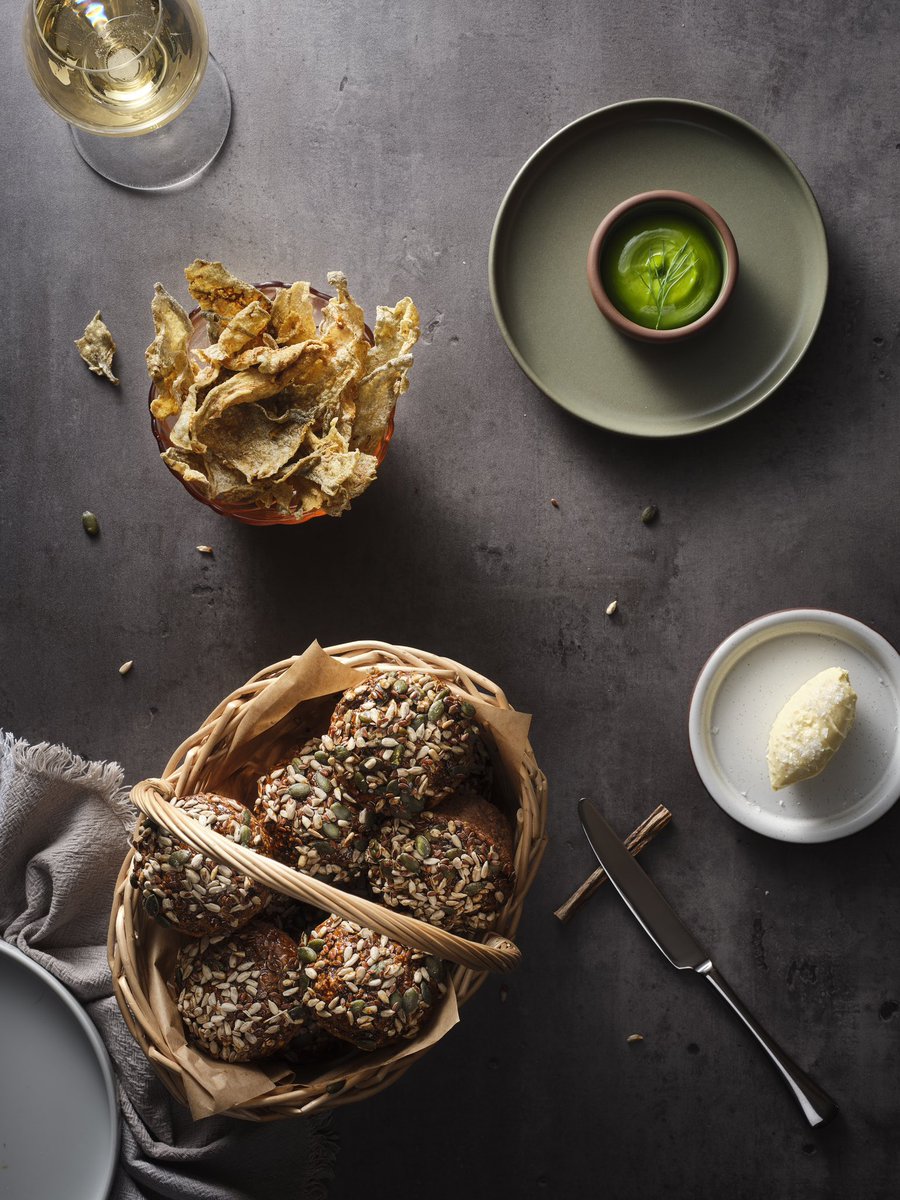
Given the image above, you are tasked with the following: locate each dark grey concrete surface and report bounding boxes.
[2,1,899,1197]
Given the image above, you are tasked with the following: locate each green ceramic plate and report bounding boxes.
[489,99,828,436]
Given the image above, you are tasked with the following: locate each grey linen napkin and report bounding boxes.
[0,732,338,1200]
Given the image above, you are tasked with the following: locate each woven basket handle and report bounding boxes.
[130,779,522,973]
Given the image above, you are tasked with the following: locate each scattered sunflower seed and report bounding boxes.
[640,504,658,524]
[82,511,100,536]
[550,498,560,508]
[605,599,618,616]
[196,545,214,554]
[626,1033,644,1043]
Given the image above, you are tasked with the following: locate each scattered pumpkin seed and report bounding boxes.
[392,677,408,694]
[330,802,352,822]
[398,853,421,874]
[414,834,432,858]
[322,822,342,840]
[427,699,444,723]
[424,956,444,980]
[82,511,100,536]
[308,938,325,952]
[289,781,311,800]
[420,981,434,1004]
[461,701,476,717]
[315,771,333,794]
[464,881,484,896]
[168,849,191,866]
[640,504,658,524]
[349,999,366,1014]
[298,946,318,964]
[314,750,329,764]
[239,825,252,846]
[241,808,252,826]
[402,987,420,1013]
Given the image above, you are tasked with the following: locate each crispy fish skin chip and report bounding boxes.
[184,260,269,320]
[352,352,412,454]
[331,452,379,513]
[255,341,322,376]
[169,383,203,452]
[351,298,419,453]
[321,271,368,364]
[146,285,194,418]
[192,368,287,426]
[200,402,313,481]
[76,311,119,385]
[162,447,260,505]
[193,340,329,426]
[160,447,217,495]
[207,300,272,358]
[271,282,317,345]
[365,297,420,372]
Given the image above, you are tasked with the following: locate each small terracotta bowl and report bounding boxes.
[587,190,739,343]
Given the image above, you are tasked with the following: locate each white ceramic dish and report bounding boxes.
[689,610,900,843]
[0,940,118,1200]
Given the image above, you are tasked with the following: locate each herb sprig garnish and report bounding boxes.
[638,240,697,329]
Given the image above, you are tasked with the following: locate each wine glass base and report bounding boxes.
[69,54,231,191]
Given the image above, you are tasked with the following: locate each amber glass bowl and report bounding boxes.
[149,283,385,526]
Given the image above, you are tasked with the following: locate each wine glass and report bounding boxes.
[23,0,231,190]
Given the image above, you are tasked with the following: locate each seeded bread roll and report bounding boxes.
[325,670,487,817]
[130,793,271,936]
[367,790,515,933]
[255,739,374,884]
[300,915,448,1051]
[175,921,313,1062]
[263,891,324,941]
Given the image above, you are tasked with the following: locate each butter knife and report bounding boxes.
[578,798,838,1127]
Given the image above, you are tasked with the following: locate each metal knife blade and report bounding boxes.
[578,797,709,970]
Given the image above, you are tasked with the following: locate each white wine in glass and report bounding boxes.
[24,0,231,190]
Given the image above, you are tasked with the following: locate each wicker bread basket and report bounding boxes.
[109,641,548,1118]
